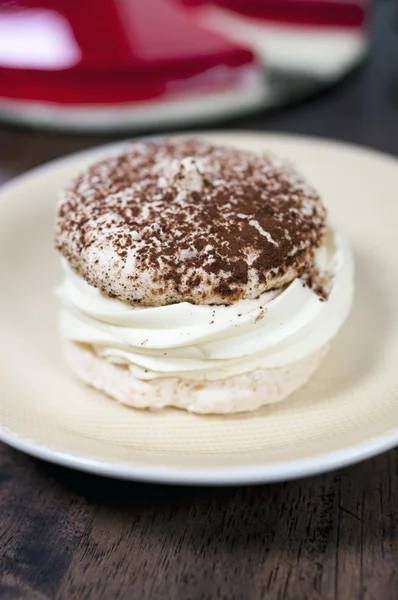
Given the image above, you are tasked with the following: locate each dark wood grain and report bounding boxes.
[1,2,398,599]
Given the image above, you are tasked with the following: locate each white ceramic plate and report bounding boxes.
[1,132,398,485]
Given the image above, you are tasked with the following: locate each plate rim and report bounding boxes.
[1,425,398,485]
[1,130,398,485]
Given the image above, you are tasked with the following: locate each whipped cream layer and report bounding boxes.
[57,226,353,381]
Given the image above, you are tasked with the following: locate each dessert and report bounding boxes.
[0,1,265,131]
[55,138,354,414]
[183,0,367,81]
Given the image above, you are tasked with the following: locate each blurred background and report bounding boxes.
[0,0,397,180]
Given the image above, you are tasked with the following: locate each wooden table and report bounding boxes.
[1,4,398,599]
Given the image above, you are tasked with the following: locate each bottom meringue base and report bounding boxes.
[63,341,329,414]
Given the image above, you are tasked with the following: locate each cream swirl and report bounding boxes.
[56,226,354,381]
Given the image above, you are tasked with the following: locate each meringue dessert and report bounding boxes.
[55,138,354,414]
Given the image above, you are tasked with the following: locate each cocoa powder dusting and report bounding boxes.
[55,138,327,306]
